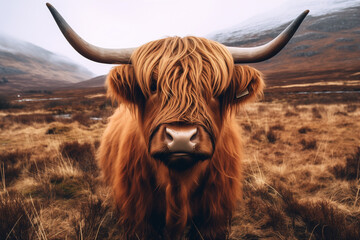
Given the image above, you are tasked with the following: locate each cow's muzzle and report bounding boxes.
[149,124,213,172]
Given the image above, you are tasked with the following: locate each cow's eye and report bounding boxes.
[150,80,157,93]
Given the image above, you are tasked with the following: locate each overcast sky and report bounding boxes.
[0,0,359,76]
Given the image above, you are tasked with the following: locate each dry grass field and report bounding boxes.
[0,88,359,239]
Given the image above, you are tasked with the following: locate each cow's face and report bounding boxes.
[107,36,264,171]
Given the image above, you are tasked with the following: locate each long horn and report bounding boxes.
[46,3,135,64]
[227,10,309,63]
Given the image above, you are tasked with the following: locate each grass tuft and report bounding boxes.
[72,113,91,127]
[59,141,98,174]
[266,130,277,143]
[346,105,357,113]
[284,111,299,117]
[332,147,360,180]
[252,129,266,142]
[50,176,87,199]
[298,126,312,134]
[72,197,121,240]
[0,192,37,239]
[276,184,360,240]
[270,124,284,131]
[312,107,322,119]
[300,139,317,150]
[0,150,32,185]
[241,123,252,132]
[46,126,71,135]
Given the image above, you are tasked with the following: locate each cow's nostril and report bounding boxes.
[165,131,173,142]
[190,129,198,142]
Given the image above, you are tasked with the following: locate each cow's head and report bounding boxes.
[46,3,308,171]
[106,37,264,171]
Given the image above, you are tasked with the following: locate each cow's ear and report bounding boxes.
[106,65,143,104]
[231,65,265,105]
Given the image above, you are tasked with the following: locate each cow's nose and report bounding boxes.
[165,127,198,152]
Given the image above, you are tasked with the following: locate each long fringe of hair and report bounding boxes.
[131,36,234,136]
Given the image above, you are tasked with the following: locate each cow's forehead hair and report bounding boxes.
[131,36,234,98]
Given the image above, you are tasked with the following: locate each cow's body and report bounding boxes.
[46,4,308,239]
[98,36,264,239]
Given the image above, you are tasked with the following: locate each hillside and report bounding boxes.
[70,5,360,94]
[2,5,360,96]
[212,5,360,94]
[0,34,94,95]
[70,75,106,89]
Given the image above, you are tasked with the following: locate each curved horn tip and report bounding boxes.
[300,10,310,19]
[299,10,310,20]
[45,2,134,64]
[229,9,310,63]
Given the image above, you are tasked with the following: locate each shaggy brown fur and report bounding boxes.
[98,36,264,239]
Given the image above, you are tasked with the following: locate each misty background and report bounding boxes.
[1,0,359,76]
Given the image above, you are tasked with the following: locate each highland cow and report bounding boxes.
[47,3,308,239]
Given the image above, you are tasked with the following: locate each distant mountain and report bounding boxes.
[211,0,360,43]
[71,75,106,89]
[78,5,360,92]
[67,4,360,93]
[211,5,360,90]
[0,34,94,94]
